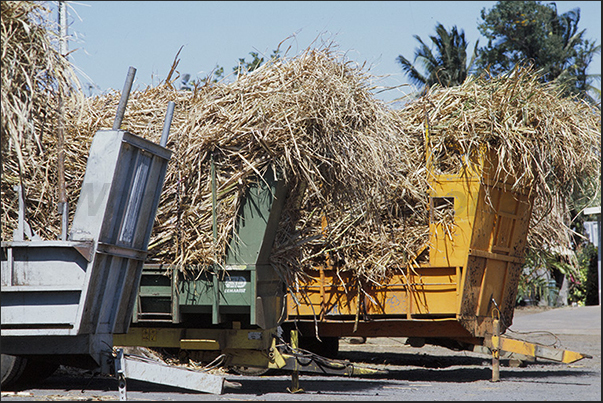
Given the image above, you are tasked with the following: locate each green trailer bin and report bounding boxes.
[133,166,288,330]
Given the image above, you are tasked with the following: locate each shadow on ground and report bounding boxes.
[4,351,595,397]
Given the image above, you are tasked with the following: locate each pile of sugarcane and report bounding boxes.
[1,0,81,236]
[398,68,601,256]
[2,1,600,292]
[5,45,431,287]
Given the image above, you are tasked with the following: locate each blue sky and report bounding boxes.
[60,1,601,105]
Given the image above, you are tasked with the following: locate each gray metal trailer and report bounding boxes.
[1,68,232,396]
[1,68,379,398]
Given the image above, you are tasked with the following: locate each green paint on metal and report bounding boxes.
[138,166,287,329]
[225,166,286,266]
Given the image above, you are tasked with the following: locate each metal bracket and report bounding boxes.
[114,349,127,401]
[13,185,41,241]
[480,335,592,364]
[268,333,387,378]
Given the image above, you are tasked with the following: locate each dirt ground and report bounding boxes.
[1,305,600,401]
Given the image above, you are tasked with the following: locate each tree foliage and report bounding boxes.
[476,0,600,103]
[234,51,268,76]
[185,49,282,89]
[396,23,479,91]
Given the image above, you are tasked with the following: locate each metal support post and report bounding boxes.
[491,316,500,382]
[57,1,68,241]
[114,349,128,401]
[160,101,175,147]
[210,155,220,324]
[287,330,304,393]
[13,185,40,241]
[113,66,137,130]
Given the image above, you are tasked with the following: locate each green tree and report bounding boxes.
[199,65,224,85]
[396,23,479,91]
[183,48,282,90]
[477,1,601,306]
[476,1,600,103]
[233,49,281,76]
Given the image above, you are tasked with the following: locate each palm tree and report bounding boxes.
[397,23,479,91]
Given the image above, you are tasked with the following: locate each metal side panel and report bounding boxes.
[459,181,534,337]
[1,291,80,329]
[427,174,482,268]
[1,244,89,288]
[225,166,287,266]
[80,255,130,335]
[2,121,172,371]
[1,243,91,333]
[86,256,145,335]
[223,166,287,329]
[69,131,124,243]
[69,130,171,336]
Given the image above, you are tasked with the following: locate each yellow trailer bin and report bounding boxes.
[286,149,534,345]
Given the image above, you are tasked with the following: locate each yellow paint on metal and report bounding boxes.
[287,267,460,318]
[481,336,590,364]
[428,173,482,268]
[288,330,304,394]
[268,337,288,369]
[114,326,392,376]
[180,339,220,350]
[491,335,500,350]
[352,365,386,376]
[113,327,183,348]
[498,337,535,357]
[222,349,272,368]
[491,318,501,382]
[561,350,589,364]
[114,327,273,351]
[286,149,535,341]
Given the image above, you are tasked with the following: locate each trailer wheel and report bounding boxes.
[1,354,27,390]
[230,365,270,376]
[20,359,60,385]
[1,355,59,389]
[298,336,339,359]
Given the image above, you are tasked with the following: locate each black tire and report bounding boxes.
[230,365,270,376]
[298,336,339,359]
[1,354,27,390]
[19,359,60,385]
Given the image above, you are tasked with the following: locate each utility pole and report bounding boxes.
[58,1,68,240]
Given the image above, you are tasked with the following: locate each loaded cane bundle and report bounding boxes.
[2,2,600,293]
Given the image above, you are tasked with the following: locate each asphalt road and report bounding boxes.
[1,305,600,401]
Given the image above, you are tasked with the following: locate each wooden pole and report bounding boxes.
[57,1,68,240]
